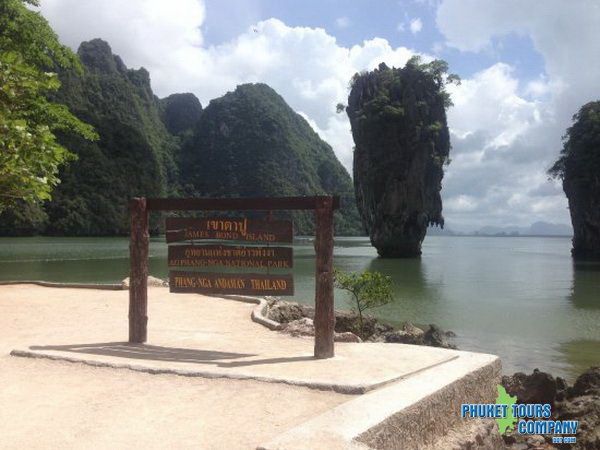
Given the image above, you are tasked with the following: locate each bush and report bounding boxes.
[333,268,394,338]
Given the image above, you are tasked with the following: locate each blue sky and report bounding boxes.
[201,0,546,85]
[38,0,600,231]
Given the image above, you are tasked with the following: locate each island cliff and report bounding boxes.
[549,101,600,260]
[180,83,361,235]
[0,40,362,236]
[346,59,454,257]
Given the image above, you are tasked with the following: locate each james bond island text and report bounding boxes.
[165,217,293,243]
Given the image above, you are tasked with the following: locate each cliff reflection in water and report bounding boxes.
[569,260,600,310]
[556,261,600,381]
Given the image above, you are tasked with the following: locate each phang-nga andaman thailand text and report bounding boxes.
[166,216,295,296]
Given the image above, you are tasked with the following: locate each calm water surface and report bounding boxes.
[0,235,598,380]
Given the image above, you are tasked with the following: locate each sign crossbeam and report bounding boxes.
[146,196,340,211]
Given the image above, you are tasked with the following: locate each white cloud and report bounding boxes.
[397,16,423,35]
[36,0,597,229]
[335,16,351,28]
[37,1,419,181]
[434,0,600,228]
[38,0,204,69]
[445,195,479,213]
[446,63,542,140]
[436,0,600,124]
[441,61,568,229]
[409,17,423,34]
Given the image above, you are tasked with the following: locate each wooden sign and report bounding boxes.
[169,271,294,296]
[168,245,293,269]
[129,196,337,358]
[166,217,293,243]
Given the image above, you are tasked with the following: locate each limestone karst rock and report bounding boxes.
[160,93,203,136]
[47,39,178,235]
[0,40,363,236]
[346,60,452,257]
[180,83,362,235]
[550,101,600,260]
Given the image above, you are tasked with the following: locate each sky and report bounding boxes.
[36,0,600,232]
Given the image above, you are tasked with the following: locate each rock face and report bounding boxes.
[550,101,600,260]
[502,368,564,406]
[160,93,202,136]
[347,61,451,257]
[180,82,362,235]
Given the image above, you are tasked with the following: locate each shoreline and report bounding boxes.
[1,280,594,382]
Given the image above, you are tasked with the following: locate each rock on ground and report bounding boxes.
[571,366,600,397]
[502,368,565,406]
[267,299,454,348]
[121,276,169,289]
[279,317,362,343]
[282,318,315,337]
[266,300,305,324]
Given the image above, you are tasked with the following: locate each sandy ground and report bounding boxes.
[0,284,350,449]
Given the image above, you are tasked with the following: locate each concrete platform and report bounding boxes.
[11,342,461,394]
[3,285,502,448]
[11,345,501,448]
[6,285,463,394]
[258,352,502,449]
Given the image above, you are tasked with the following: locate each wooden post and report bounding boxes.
[314,196,335,358]
[129,197,149,343]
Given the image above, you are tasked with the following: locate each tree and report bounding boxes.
[404,56,461,107]
[0,0,96,213]
[549,101,600,181]
[333,268,394,338]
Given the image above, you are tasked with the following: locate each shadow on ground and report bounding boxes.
[29,342,315,367]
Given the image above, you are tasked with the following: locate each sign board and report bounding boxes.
[168,245,293,269]
[129,196,336,357]
[169,271,294,296]
[166,217,293,243]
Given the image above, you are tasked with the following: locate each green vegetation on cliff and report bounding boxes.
[0,36,361,235]
[549,101,600,259]
[346,57,458,257]
[181,83,361,235]
[46,39,180,235]
[160,93,202,137]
